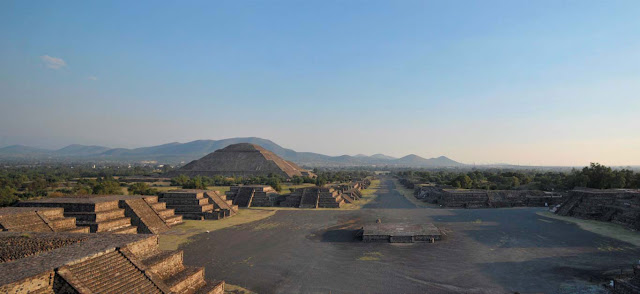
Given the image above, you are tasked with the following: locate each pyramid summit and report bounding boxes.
[172,143,314,178]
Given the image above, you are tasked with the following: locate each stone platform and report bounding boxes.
[16,195,183,234]
[361,223,443,243]
[0,232,224,294]
[0,207,89,233]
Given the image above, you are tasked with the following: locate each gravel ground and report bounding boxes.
[182,178,639,294]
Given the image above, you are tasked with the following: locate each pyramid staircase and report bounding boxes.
[58,250,162,293]
[13,200,137,234]
[159,190,224,220]
[299,189,319,208]
[317,188,344,208]
[143,196,184,227]
[0,207,89,233]
[226,185,275,207]
[204,191,238,218]
[55,235,224,294]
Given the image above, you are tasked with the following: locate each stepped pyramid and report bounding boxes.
[172,143,314,178]
[0,207,89,233]
[159,190,238,220]
[0,232,224,293]
[16,195,184,234]
[225,185,278,207]
[281,187,345,208]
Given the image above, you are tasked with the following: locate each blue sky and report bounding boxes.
[1,1,639,165]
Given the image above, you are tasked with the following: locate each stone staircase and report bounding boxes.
[15,199,138,234]
[0,207,89,233]
[317,189,344,208]
[204,191,238,218]
[231,187,255,207]
[65,202,138,234]
[226,185,276,207]
[159,190,219,220]
[281,187,345,208]
[144,196,184,227]
[299,189,319,208]
[127,236,224,294]
[59,250,162,293]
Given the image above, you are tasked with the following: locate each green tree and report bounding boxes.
[0,187,18,207]
[129,182,158,195]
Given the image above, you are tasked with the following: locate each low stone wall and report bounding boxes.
[556,188,640,230]
[416,187,563,208]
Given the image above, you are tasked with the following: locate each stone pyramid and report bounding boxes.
[174,143,312,178]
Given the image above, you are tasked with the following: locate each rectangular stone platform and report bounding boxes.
[0,232,224,294]
[16,195,183,234]
[362,223,443,243]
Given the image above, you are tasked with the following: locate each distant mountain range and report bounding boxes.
[0,137,464,167]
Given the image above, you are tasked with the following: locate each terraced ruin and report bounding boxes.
[0,232,224,293]
[159,189,238,220]
[171,143,315,178]
[281,187,345,208]
[16,195,183,234]
[556,188,640,230]
[225,185,278,207]
[0,207,89,234]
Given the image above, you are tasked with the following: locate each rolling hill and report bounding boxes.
[0,137,464,167]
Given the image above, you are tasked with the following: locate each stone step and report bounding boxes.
[150,202,167,211]
[77,217,132,233]
[164,215,184,227]
[143,196,159,204]
[157,208,176,218]
[108,225,138,234]
[143,250,184,280]
[161,192,205,199]
[48,217,77,231]
[162,197,211,206]
[180,213,206,220]
[165,266,206,294]
[66,208,125,222]
[59,226,91,233]
[170,204,215,213]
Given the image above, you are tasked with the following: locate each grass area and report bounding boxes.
[537,211,640,247]
[158,208,276,250]
[390,178,433,208]
[225,284,257,294]
[343,179,381,209]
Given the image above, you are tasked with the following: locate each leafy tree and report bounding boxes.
[129,182,158,195]
[0,187,18,207]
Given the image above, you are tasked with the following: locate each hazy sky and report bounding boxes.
[1,1,639,166]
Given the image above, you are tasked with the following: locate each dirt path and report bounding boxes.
[362,178,417,209]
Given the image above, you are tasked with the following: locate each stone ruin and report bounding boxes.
[281,187,345,208]
[170,143,315,178]
[613,264,640,293]
[361,223,443,243]
[332,179,371,204]
[415,186,564,208]
[0,207,89,234]
[16,195,183,234]
[159,189,238,220]
[0,232,224,293]
[225,185,279,207]
[555,188,640,230]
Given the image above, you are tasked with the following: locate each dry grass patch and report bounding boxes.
[537,211,640,247]
[391,178,434,208]
[225,283,257,294]
[159,209,276,250]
